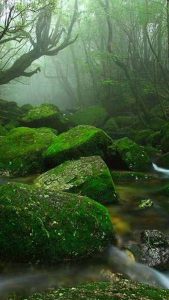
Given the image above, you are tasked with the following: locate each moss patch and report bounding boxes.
[21,104,68,132]
[0,183,115,263]
[0,127,56,176]
[35,156,118,204]
[44,125,113,168]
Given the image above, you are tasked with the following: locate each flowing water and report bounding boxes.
[1,165,169,298]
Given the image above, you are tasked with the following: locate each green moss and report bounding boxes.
[21,104,68,132]
[69,105,108,127]
[0,183,115,263]
[0,127,56,176]
[22,104,60,121]
[18,280,169,300]
[35,156,118,204]
[44,125,113,168]
[110,137,151,171]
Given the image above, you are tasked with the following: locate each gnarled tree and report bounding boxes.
[0,0,78,85]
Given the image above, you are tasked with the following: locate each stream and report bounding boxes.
[1,166,169,298]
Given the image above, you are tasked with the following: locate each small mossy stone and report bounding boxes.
[0,183,115,263]
[44,125,113,168]
[35,156,118,204]
[0,127,57,176]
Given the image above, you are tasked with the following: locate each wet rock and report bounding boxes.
[127,230,169,270]
[0,182,115,263]
[21,104,68,132]
[44,125,113,168]
[0,127,56,176]
[140,230,169,270]
[35,156,118,205]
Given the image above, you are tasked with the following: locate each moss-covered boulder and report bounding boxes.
[108,137,151,171]
[0,127,57,176]
[19,280,169,300]
[69,105,108,127]
[21,104,68,132]
[0,183,115,263]
[44,125,113,168]
[35,156,118,204]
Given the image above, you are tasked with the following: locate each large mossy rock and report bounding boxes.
[21,280,169,300]
[0,183,115,263]
[0,127,57,176]
[21,104,68,132]
[0,99,22,125]
[108,137,151,171]
[69,105,108,127]
[44,125,113,168]
[35,156,118,204]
